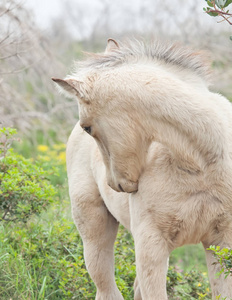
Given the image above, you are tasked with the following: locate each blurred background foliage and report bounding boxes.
[0,0,232,299]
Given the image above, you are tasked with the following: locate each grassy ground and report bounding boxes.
[0,207,211,299]
[171,244,207,273]
[0,197,211,299]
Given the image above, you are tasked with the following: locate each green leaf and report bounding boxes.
[225,0,232,7]
[208,11,219,16]
[205,7,219,16]
[207,0,214,7]
[216,0,227,8]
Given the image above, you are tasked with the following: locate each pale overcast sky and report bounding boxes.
[25,0,63,29]
[23,0,229,40]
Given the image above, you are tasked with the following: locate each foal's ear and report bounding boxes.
[105,38,119,53]
[52,78,83,98]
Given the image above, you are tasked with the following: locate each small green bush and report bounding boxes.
[0,217,96,299]
[208,245,232,278]
[167,266,211,299]
[0,127,57,222]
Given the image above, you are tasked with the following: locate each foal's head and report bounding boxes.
[53,39,151,193]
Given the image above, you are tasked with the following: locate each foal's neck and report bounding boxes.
[137,70,229,171]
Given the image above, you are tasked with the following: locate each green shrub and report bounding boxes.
[36,143,67,188]
[167,266,211,299]
[0,217,96,299]
[115,228,136,298]
[0,127,57,222]
[208,245,232,279]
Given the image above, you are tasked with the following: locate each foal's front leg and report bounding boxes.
[72,190,123,300]
[134,229,169,300]
[130,198,169,300]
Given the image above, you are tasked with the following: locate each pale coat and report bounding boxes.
[54,39,232,299]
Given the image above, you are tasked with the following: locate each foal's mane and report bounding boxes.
[74,39,211,83]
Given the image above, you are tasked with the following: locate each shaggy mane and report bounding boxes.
[74,39,211,83]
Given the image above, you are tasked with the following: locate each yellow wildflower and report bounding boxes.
[198,283,202,287]
[58,151,66,164]
[37,145,49,152]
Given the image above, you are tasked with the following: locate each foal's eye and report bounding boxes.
[83,126,91,135]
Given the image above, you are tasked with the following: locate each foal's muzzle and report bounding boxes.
[108,178,138,193]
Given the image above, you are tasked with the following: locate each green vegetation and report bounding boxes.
[203,0,232,37]
[208,245,232,278]
[0,128,57,223]
[170,244,208,273]
[204,0,232,17]
[167,267,211,299]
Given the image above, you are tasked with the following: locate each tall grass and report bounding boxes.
[0,212,211,299]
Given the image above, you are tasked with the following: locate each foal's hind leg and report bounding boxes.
[203,228,232,300]
[71,187,123,300]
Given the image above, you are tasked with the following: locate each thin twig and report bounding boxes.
[206,0,232,25]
